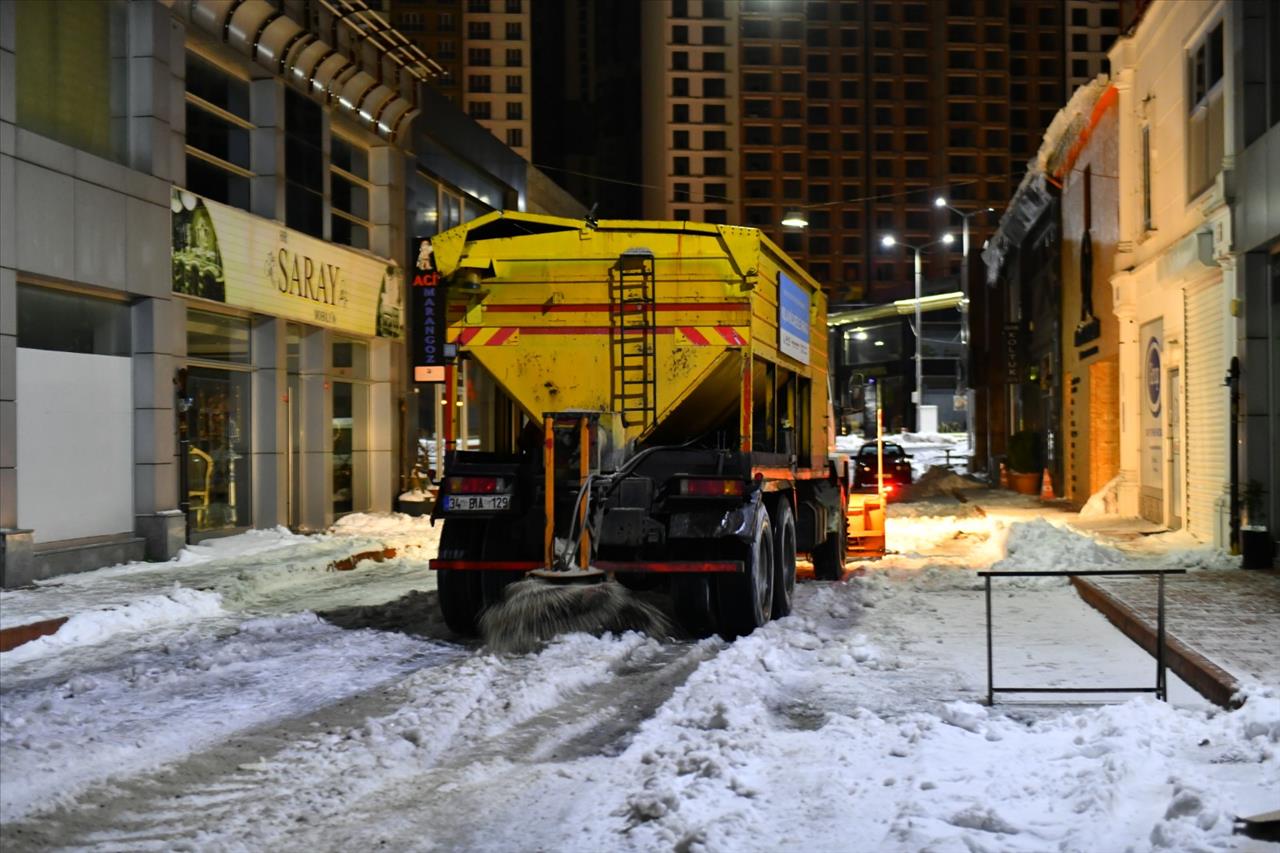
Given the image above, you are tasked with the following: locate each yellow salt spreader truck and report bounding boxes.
[426,212,882,640]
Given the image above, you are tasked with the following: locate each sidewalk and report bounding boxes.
[1032,500,1278,708]
[1073,569,1280,708]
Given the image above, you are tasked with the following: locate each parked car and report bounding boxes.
[851,441,913,496]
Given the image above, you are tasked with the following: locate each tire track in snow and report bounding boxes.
[2,636,719,852]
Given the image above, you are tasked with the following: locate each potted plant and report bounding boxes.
[1006,429,1043,495]
[1241,480,1275,570]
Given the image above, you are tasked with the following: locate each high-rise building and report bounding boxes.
[531,0,643,218]
[391,0,532,160]
[640,0,1123,306]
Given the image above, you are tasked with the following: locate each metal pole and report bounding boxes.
[914,248,923,432]
[1156,572,1167,701]
[578,416,590,570]
[544,415,555,569]
[985,573,994,705]
[1227,357,1241,552]
[961,215,973,460]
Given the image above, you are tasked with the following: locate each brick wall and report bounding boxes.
[1090,356,1120,495]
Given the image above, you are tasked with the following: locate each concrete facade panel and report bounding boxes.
[369,449,392,513]
[0,399,13,469]
[0,48,14,125]
[126,169,171,208]
[0,266,14,337]
[0,152,12,271]
[73,148,130,195]
[14,128,75,175]
[15,160,76,282]
[73,180,129,289]
[134,405,176,465]
[0,466,16,529]
[126,195,172,299]
[129,57,171,123]
[0,334,14,403]
[132,297,179,354]
[134,461,177,515]
[131,352,175,410]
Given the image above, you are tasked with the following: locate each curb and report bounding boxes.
[327,547,397,572]
[0,616,69,653]
[1071,576,1241,709]
[1,546,402,654]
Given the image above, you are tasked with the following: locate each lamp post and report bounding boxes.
[880,232,953,433]
[934,199,994,455]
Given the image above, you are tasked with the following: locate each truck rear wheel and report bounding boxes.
[479,521,527,608]
[812,487,847,581]
[437,520,485,636]
[715,508,774,639]
[771,499,797,619]
[672,574,716,639]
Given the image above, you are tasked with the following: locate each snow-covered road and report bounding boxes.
[1,503,1276,852]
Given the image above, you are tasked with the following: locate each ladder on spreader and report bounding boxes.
[610,250,657,431]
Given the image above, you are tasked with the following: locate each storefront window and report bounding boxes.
[187,309,251,363]
[185,366,251,533]
[17,285,130,355]
[185,310,252,534]
[332,338,369,515]
[333,381,356,515]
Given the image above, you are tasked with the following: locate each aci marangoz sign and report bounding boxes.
[411,237,450,382]
[170,189,403,339]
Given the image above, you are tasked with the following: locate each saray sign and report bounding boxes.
[171,188,403,339]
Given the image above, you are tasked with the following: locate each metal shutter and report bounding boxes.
[1184,279,1228,542]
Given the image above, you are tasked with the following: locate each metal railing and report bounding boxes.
[978,569,1187,705]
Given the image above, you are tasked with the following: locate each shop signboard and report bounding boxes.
[1139,318,1163,519]
[777,272,810,365]
[170,188,403,339]
[410,237,450,381]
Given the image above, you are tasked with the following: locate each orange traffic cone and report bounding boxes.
[998,462,1009,489]
[1039,468,1055,501]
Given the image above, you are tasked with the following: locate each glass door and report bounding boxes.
[186,366,251,532]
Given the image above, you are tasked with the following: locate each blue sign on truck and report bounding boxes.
[777,271,810,365]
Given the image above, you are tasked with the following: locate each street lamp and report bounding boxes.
[880,232,954,433]
[781,209,809,228]
[934,198,995,455]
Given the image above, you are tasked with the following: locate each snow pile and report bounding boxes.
[990,517,1125,579]
[171,526,316,568]
[1,587,226,664]
[907,466,986,500]
[1079,474,1122,518]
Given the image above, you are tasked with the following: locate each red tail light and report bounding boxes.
[446,476,506,494]
[677,478,746,498]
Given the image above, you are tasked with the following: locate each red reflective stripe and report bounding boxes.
[429,560,542,571]
[519,326,678,335]
[487,327,516,346]
[593,560,742,574]
[681,326,710,345]
[458,327,481,344]
[716,326,745,345]
[484,302,746,313]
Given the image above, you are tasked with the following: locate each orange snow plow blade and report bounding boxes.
[846,491,886,559]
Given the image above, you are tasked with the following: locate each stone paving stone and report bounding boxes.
[1086,570,1280,689]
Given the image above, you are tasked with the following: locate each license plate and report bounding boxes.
[444,494,510,511]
